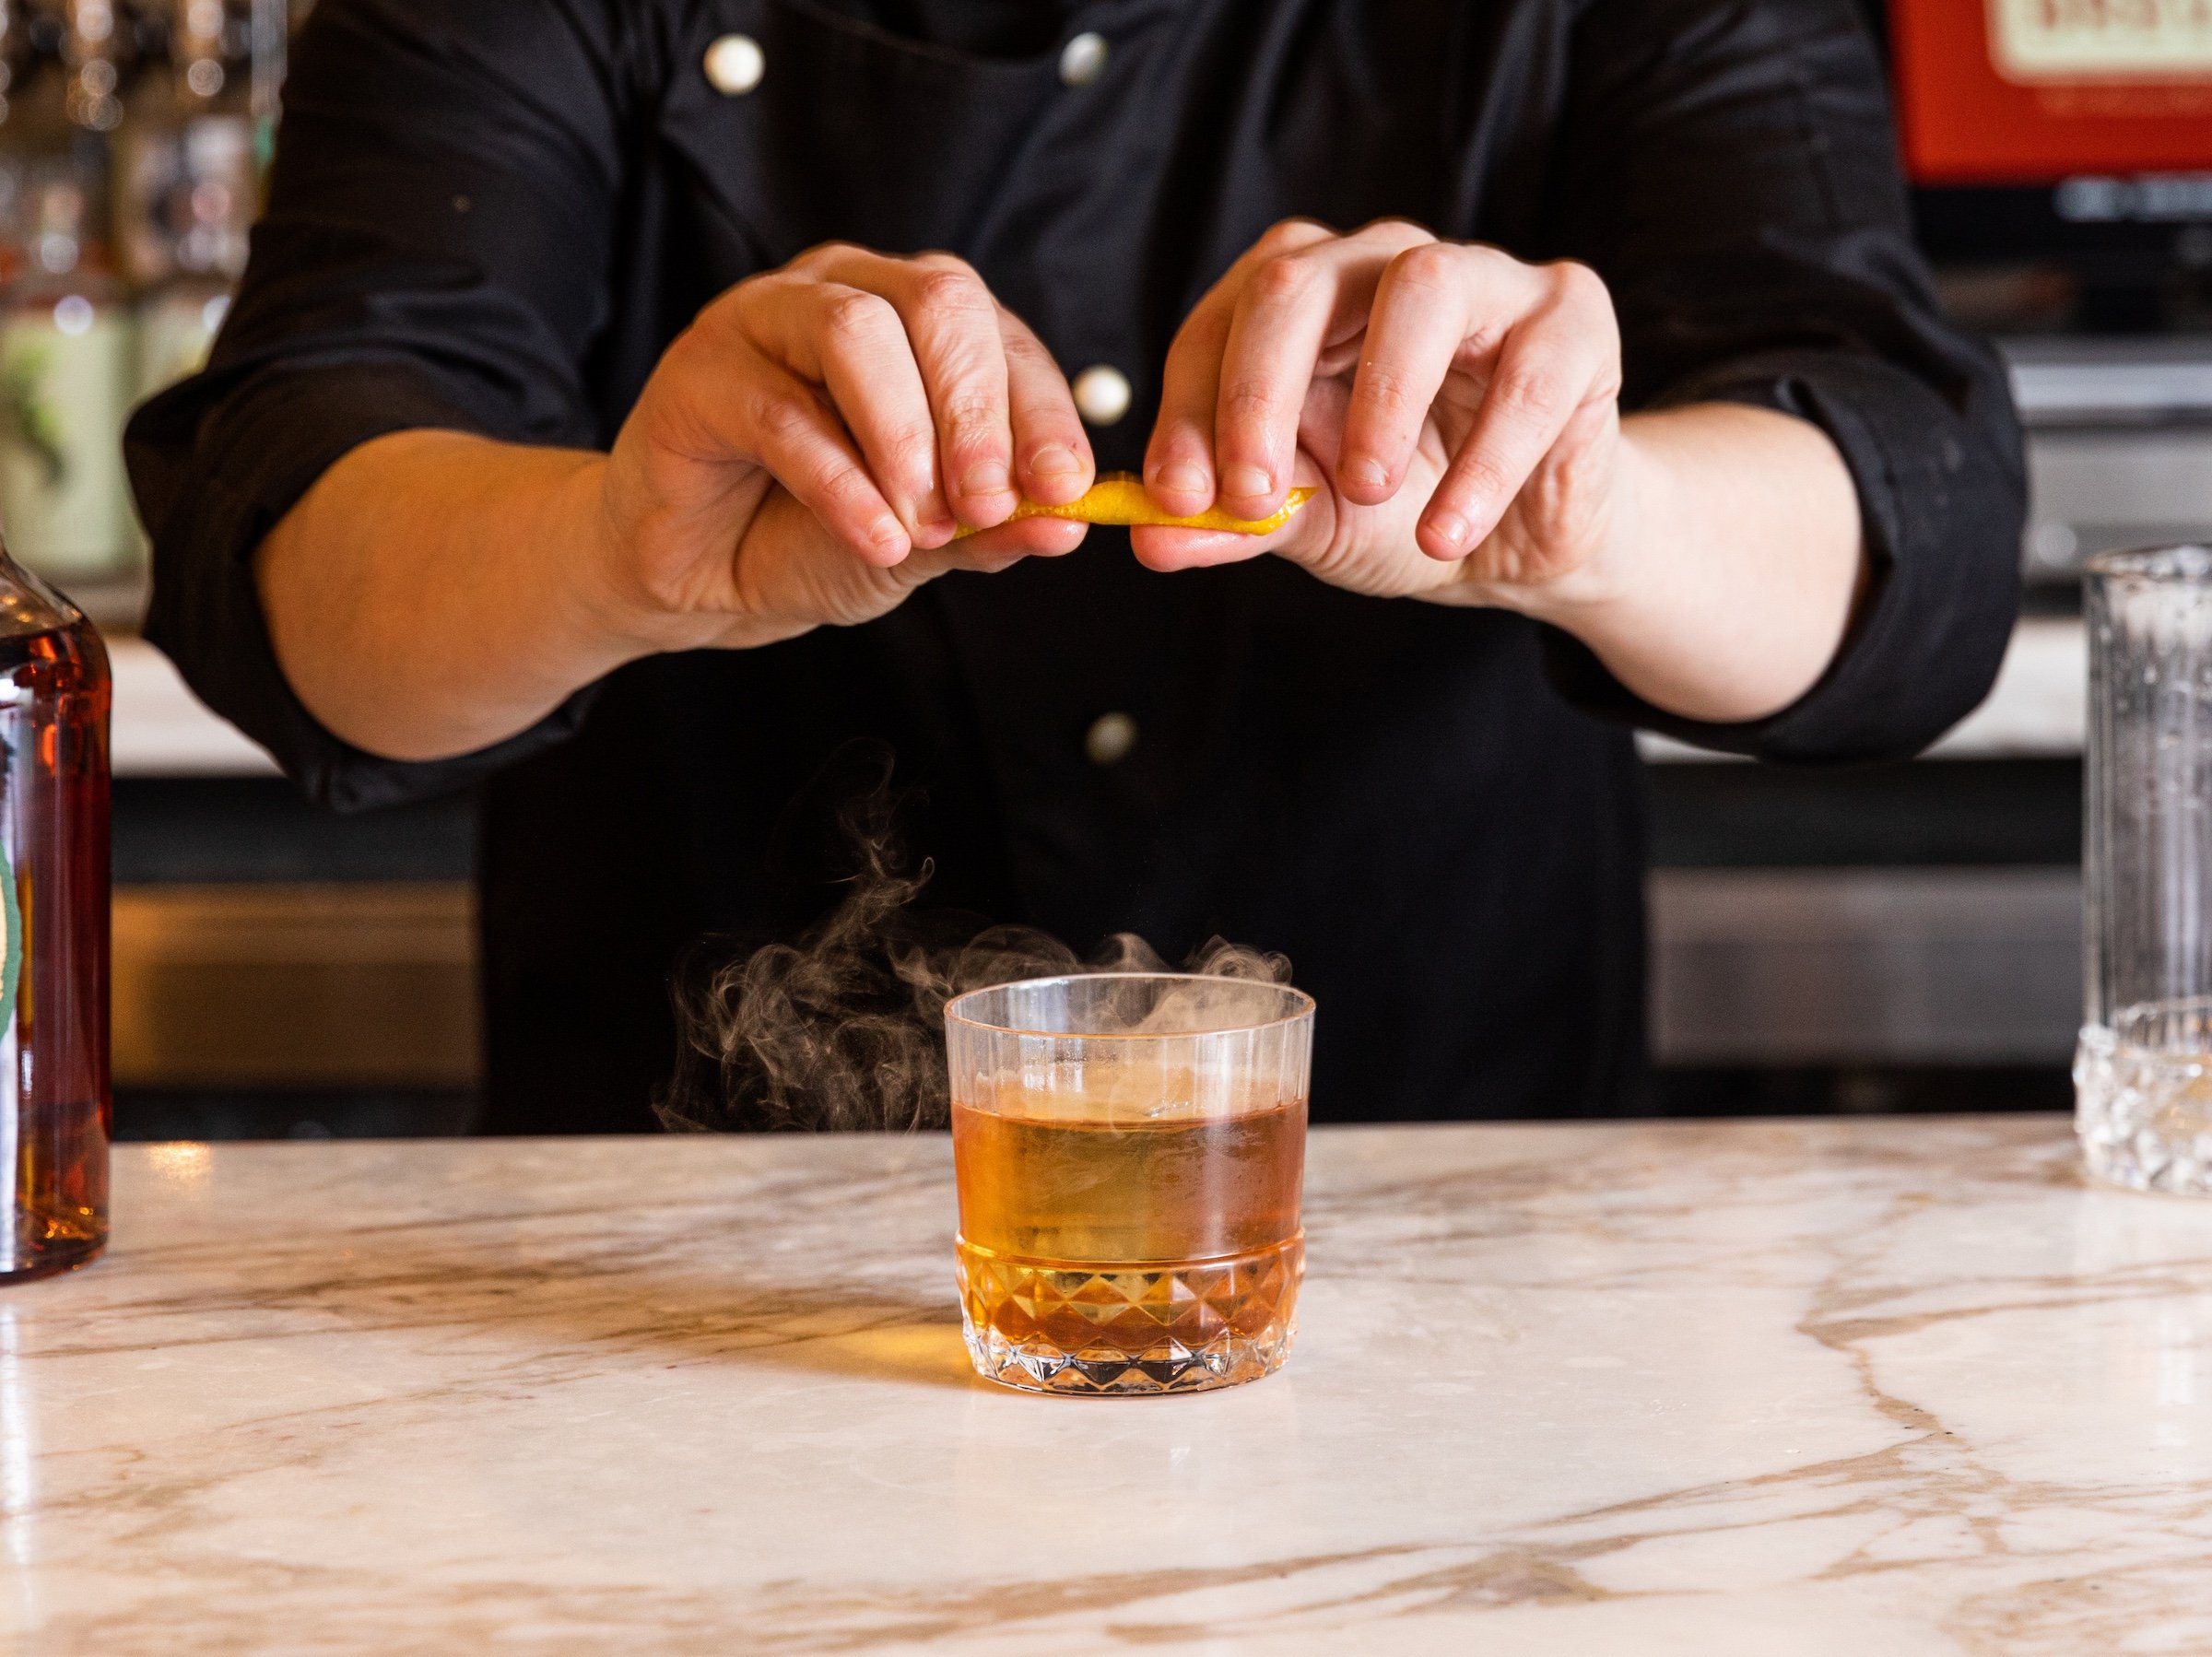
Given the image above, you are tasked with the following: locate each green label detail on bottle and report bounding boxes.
[0,304,135,581]
[0,836,19,1040]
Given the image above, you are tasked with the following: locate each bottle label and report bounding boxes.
[0,301,135,581]
[0,834,19,1038]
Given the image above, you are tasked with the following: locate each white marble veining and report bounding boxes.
[10,1119,2212,1651]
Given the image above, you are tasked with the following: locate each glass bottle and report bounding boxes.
[0,4,135,584]
[116,0,251,399]
[0,542,108,1278]
[0,0,30,286]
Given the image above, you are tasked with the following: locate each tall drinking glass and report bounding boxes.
[945,974,1313,1395]
[2078,546,2212,1193]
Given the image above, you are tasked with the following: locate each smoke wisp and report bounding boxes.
[656,793,1288,1134]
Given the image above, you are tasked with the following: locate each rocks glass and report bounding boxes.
[2077,545,2212,1193]
[945,973,1312,1394]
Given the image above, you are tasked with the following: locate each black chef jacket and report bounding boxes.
[125,0,2026,1133]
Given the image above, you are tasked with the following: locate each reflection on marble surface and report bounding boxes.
[7,1118,2212,1652]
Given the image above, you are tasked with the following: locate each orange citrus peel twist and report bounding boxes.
[953,472,1315,538]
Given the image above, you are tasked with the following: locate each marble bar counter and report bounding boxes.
[18,1118,2212,1653]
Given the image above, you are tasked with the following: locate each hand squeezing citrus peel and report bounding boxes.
[954,472,1314,538]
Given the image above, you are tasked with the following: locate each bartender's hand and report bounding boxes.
[598,243,1094,649]
[260,243,1098,761]
[1133,219,1865,724]
[1135,219,1624,603]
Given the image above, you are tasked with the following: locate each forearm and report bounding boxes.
[257,431,697,761]
[1505,404,1865,724]
[255,252,1102,765]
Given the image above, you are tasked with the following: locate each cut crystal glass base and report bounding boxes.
[957,1233,1302,1395]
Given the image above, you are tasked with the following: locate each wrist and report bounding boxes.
[555,453,733,659]
[1476,419,1668,628]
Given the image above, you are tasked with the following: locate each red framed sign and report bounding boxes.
[1891,0,2212,183]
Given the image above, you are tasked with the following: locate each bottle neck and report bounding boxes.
[0,545,87,636]
[171,0,229,105]
[59,0,119,132]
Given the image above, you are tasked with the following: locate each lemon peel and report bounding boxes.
[953,472,1314,537]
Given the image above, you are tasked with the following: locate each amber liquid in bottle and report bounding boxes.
[0,560,110,1280]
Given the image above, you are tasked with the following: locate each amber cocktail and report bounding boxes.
[945,974,1313,1395]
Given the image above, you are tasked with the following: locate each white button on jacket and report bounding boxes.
[1084,712,1138,766]
[1058,31,1108,87]
[1073,365,1132,426]
[703,34,764,95]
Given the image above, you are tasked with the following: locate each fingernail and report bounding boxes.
[1223,464,1273,501]
[1030,444,1081,480]
[1429,511,1470,550]
[1344,456,1388,492]
[962,461,1012,499]
[1157,461,1208,497]
[869,517,908,554]
[919,490,955,535]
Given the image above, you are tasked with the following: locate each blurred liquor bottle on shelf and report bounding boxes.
[0,2,26,264]
[115,0,249,398]
[0,0,135,585]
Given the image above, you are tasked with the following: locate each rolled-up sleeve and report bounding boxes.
[124,0,637,810]
[1541,0,2025,762]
